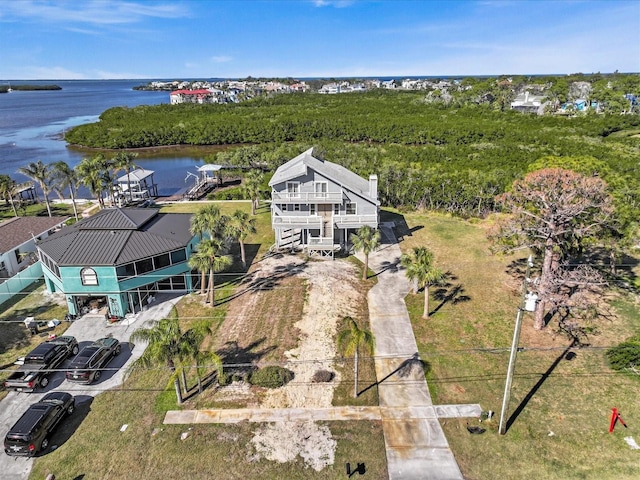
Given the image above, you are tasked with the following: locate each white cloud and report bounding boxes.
[0,0,189,26]
[312,0,355,8]
[211,56,232,63]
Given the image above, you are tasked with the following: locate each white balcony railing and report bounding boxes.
[308,236,335,247]
[271,191,343,203]
[334,214,378,226]
[273,216,323,226]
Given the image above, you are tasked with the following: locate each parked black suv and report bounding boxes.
[66,337,121,384]
[4,392,75,457]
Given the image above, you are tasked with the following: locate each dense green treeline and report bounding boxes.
[65,91,640,149]
[65,91,640,217]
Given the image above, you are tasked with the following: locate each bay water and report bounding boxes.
[0,80,214,196]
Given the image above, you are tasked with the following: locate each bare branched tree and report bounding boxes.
[489,168,614,330]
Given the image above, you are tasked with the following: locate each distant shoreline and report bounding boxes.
[0,84,61,93]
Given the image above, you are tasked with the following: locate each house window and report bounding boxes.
[287,182,300,198]
[282,204,288,212]
[135,258,154,275]
[346,203,357,215]
[171,249,187,264]
[117,262,136,279]
[314,182,327,199]
[154,253,171,270]
[80,267,98,286]
[334,204,340,215]
[310,204,316,215]
[293,204,300,212]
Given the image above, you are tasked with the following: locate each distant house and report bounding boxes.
[0,216,69,282]
[560,98,589,113]
[510,91,545,114]
[170,89,222,104]
[290,82,309,92]
[37,208,200,317]
[319,83,341,94]
[269,148,379,257]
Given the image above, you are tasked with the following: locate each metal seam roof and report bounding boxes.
[37,209,194,266]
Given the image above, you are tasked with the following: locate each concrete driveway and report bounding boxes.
[0,293,182,480]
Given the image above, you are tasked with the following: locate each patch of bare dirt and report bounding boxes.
[250,421,336,471]
[215,254,363,471]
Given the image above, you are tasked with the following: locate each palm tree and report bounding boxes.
[76,154,110,208]
[243,170,264,215]
[128,308,211,402]
[194,350,223,393]
[190,203,224,240]
[226,209,257,267]
[350,226,382,280]
[188,248,210,296]
[112,152,138,204]
[338,317,374,398]
[50,161,79,220]
[190,204,226,291]
[0,174,18,217]
[190,238,233,305]
[400,246,446,319]
[18,160,52,217]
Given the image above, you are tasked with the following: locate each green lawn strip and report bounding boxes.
[398,210,640,479]
[30,369,388,480]
[0,201,75,220]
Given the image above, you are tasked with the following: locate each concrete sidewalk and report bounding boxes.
[165,404,481,424]
[363,224,475,480]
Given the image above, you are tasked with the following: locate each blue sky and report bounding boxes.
[0,0,638,80]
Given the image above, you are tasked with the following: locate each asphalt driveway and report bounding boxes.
[0,293,182,480]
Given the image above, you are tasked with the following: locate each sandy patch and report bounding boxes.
[247,256,362,470]
[251,421,336,471]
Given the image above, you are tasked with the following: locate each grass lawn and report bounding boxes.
[395,209,640,480]
[0,201,76,220]
[29,369,389,480]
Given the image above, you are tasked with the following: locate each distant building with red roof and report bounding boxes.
[170,89,224,104]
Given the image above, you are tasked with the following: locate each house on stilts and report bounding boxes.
[269,148,379,258]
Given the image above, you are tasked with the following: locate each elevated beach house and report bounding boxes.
[269,148,379,257]
[37,208,199,317]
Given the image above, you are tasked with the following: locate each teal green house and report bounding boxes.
[37,208,200,317]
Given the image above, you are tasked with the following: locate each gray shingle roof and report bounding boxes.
[37,208,193,266]
[269,148,379,205]
[0,216,69,253]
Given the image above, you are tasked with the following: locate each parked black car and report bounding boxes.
[4,391,75,457]
[65,337,121,384]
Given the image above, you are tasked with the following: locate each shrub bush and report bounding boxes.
[311,369,335,383]
[606,335,640,373]
[207,186,245,200]
[218,372,231,386]
[248,366,294,388]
